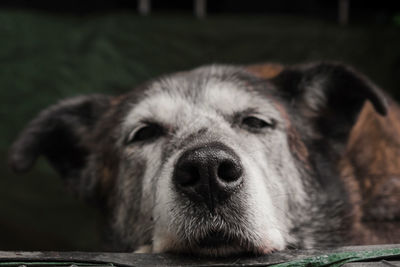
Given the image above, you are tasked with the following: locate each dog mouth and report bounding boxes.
[179,231,275,256]
[150,228,277,256]
[168,222,277,256]
[151,202,282,256]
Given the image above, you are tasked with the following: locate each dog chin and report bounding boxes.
[150,234,280,257]
[155,244,278,257]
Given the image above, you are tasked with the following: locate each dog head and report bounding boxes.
[9,62,387,256]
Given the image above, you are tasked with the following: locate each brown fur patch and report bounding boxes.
[246,63,284,79]
[340,100,400,244]
[287,127,309,164]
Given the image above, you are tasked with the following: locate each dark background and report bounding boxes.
[1,1,400,251]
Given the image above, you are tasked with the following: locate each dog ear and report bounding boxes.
[9,95,111,181]
[272,62,388,142]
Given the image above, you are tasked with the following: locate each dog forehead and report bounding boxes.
[123,66,280,127]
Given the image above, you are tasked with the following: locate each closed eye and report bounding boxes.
[241,116,276,131]
[126,123,164,144]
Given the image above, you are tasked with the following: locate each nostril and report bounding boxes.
[175,163,200,187]
[217,160,243,183]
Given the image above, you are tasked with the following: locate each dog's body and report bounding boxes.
[9,62,400,256]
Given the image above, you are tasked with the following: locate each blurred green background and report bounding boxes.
[1,2,400,251]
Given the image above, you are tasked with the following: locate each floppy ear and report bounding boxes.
[272,62,388,142]
[9,95,111,180]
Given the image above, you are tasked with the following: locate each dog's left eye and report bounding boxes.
[241,116,275,130]
[127,123,164,144]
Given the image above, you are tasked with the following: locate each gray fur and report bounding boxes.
[9,63,389,256]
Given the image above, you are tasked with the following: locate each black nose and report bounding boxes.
[173,142,243,211]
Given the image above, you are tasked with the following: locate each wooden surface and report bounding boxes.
[0,244,399,266]
[343,262,400,267]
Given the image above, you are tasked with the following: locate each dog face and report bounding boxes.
[9,63,388,256]
[116,66,306,255]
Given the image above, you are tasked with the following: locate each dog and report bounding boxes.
[9,62,400,256]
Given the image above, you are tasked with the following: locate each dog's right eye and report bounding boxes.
[127,123,164,144]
